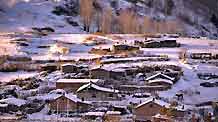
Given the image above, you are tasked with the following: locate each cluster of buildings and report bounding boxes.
[45,69,187,122]
[90,44,140,55]
[135,37,179,48]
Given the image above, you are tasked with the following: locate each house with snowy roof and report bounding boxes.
[61,63,78,73]
[104,111,122,122]
[83,111,105,121]
[76,82,120,101]
[134,98,188,122]
[112,44,139,53]
[56,79,100,92]
[145,72,175,87]
[0,97,27,113]
[190,52,213,60]
[48,93,91,113]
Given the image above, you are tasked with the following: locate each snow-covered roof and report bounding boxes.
[187,49,218,54]
[135,97,170,109]
[148,78,173,85]
[49,89,66,94]
[135,97,190,112]
[0,98,27,107]
[106,111,121,115]
[175,105,190,111]
[101,56,166,64]
[0,104,8,107]
[28,94,62,101]
[153,114,171,119]
[83,112,105,117]
[146,72,174,81]
[61,63,75,67]
[76,83,119,93]
[49,93,91,104]
[56,79,100,84]
[64,93,90,104]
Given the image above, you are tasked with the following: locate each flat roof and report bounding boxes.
[56,79,100,83]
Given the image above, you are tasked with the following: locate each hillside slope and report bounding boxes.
[0,0,218,39]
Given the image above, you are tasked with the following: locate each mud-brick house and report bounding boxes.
[134,98,170,121]
[145,73,175,87]
[91,67,126,80]
[136,37,178,48]
[91,67,110,80]
[83,111,105,121]
[56,79,100,92]
[48,94,91,113]
[89,47,111,55]
[190,53,212,59]
[104,111,121,122]
[160,38,178,47]
[61,63,78,73]
[134,98,187,122]
[76,82,120,101]
[144,41,161,48]
[0,98,28,113]
[112,44,139,53]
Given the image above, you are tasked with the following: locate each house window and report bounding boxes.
[92,93,96,98]
[149,104,153,108]
[109,93,113,98]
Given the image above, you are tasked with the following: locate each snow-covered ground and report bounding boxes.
[0,0,218,38]
[0,0,84,33]
[0,71,38,83]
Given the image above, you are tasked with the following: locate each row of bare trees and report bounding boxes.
[79,0,183,34]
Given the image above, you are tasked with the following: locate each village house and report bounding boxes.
[160,38,178,47]
[48,94,91,113]
[134,98,170,121]
[91,67,126,81]
[56,79,100,92]
[118,85,169,94]
[133,98,187,122]
[82,111,105,121]
[89,47,111,55]
[104,111,122,122]
[61,63,78,73]
[61,63,88,73]
[76,82,120,101]
[112,44,139,53]
[135,37,178,48]
[0,97,28,113]
[190,53,213,60]
[91,67,110,80]
[145,73,175,87]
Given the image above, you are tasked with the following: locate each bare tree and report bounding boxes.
[118,9,140,33]
[101,7,113,34]
[142,16,158,34]
[93,0,103,32]
[165,20,184,34]
[79,0,94,32]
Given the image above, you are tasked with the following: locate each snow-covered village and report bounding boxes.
[0,0,218,122]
